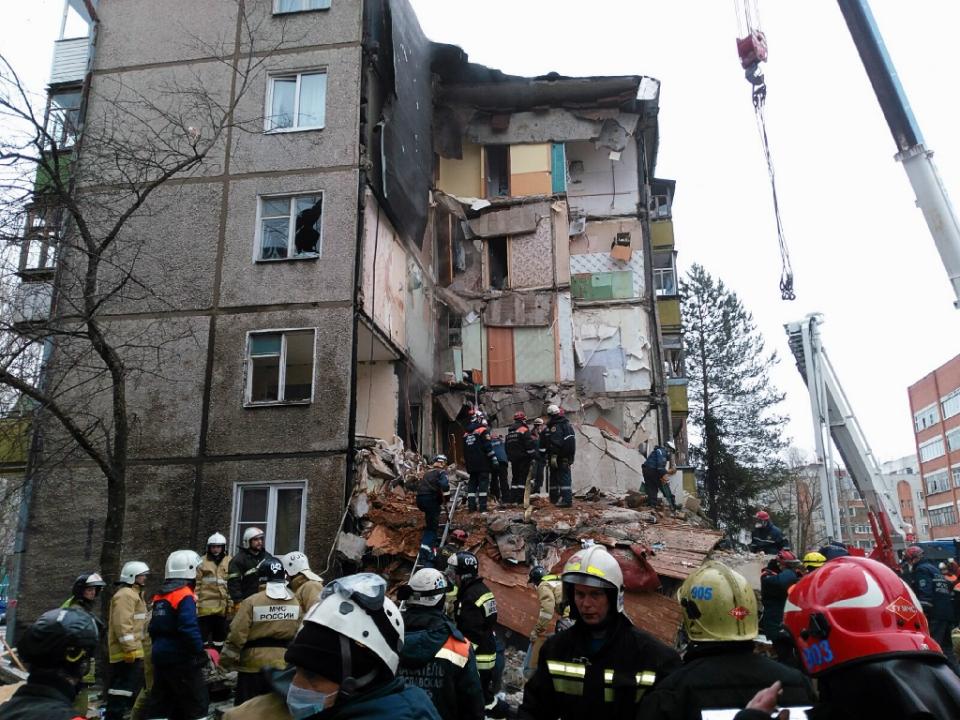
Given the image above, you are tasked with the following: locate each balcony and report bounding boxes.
[667,378,689,414]
[650,219,674,250]
[10,282,53,326]
[50,37,89,85]
[658,297,681,330]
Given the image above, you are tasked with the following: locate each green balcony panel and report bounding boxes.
[659,297,681,329]
[651,220,674,250]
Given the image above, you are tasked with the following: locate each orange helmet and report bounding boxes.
[783,556,940,676]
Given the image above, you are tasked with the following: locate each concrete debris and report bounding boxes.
[337,532,367,564]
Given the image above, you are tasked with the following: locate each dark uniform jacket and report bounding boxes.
[463,424,496,473]
[540,416,576,462]
[506,421,537,461]
[0,672,82,720]
[642,446,669,472]
[519,612,681,720]
[637,642,814,720]
[417,468,449,501]
[749,523,786,554]
[398,607,485,720]
[455,576,498,671]
[759,563,800,639]
[908,560,954,622]
[149,580,205,667]
[226,547,274,603]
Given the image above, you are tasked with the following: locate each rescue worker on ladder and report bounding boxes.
[0,607,99,720]
[222,557,302,705]
[506,412,538,504]
[106,560,149,720]
[227,527,275,603]
[196,531,232,650]
[638,560,814,719]
[448,550,507,718]
[280,551,324,614]
[540,405,575,508]
[526,566,568,676]
[904,544,959,673]
[519,545,681,720]
[60,572,105,717]
[144,550,209,719]
[464,414,499,513]
[417,454,450,565]
[397,568,485,720]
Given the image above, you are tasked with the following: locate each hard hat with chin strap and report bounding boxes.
[242,527,265,549]
[280,551,322,582]
[165,550,203,580]
[119,561,149,585]
[18,608,99,671]
[206,532,227,547]
[562,545,624,614]
[398,568,448,607]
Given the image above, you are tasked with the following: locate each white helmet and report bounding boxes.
[165,550,202,580]
[399,568,448,607]
[280,551,322,582]
[301,573,403,674]
[206,532,227,547]
[119,561,150,585]
[561,545,624,614]
[666,440,677,452]
[546,404,561,416]
[242,527,265,549]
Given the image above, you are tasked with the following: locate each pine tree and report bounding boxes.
[681,264,788,531]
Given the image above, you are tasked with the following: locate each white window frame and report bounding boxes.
[273,0,332,14]
[231,481,307,555]
[924,469,950,495]
[947,427,960,453]
[919,436,946,462]
[244,328,317,407]
[914,403,940,432]
[953,464,960,489]
[265,70,327,133]
[942,388,960,421]
[254,192,324,262]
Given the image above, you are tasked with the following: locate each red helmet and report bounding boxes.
[777,549,798,565]
[513,411,527,421]
[755,510,770,521]
[783,556,940,677]
[450,529,468,544]
[903,545,924,562]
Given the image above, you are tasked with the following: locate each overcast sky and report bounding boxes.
[4,1,959,465]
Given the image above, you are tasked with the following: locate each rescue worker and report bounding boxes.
[60,572,105,716]
[526,566,567,676]
[519,544,681,720]
[737,556,960,720]
[759,549,802,664]
[396,568,485,720]
[196,531,231,649]
[0,607,99,720]
[222,557,301,705]
[448,550,504,717]
[904,544,959,672]
[641,441,678,511]
[539,405,575,508]
[416,455,450,564]
[144,550,208,719]
[464,415,498,513]
[531,418,546,495]
[227,526,275,603]
[818,539,849,560]
[489,432,510,505]
[223,573,441,720]
[106,560,149,720]
[506,412,538,504]
[637,561,814,719]
[749,510,786,554]
[802,551,827,573]
[440,530,468,618]
[280,550,324,614]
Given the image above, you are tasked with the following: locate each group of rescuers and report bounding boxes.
[12,524,960,720]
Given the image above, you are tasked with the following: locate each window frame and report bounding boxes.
[264,70,327,133]
[231,480,307,555]
[919,436,946,462]
[942,389,960,421]
[914,403,939,432]
[924,469,950,495]
[272,0,332,14]
[254,191,324,262]
[244,327,317,407]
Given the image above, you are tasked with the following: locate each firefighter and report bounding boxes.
[106,560,149,720]
[749,511,787,554]
[759,549,802,664]
[506,412,537,504]
[526,566,567,676]
[540,405,575,508]
[0,607,99,720]
[397,568,485,720]
[638,561,814,719]
[416,454,450,564]
[904,544,959,672]
[738,556,960,719]
[222,557,301,705]
[641,442,677,511]
[519,545,681,720]
[448,550,505,717]
[196,531,231,649]
[227,527,274,603]
[60,572,105,717]
[464,415,498,513]
[489,432,510,505]
[531,418,546,495]
[144,550,209,719]
[280,550,324,614]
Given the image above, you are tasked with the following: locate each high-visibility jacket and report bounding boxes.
[149,581,204,666]
[221,588,300,674]
[532,575,566,637]
[289,573,324,615]
[455,577,497,672]
[196,553,231,617]
[108,584,147,663]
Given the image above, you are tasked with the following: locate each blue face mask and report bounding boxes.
[286,682,334,720]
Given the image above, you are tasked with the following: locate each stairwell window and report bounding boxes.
[257,193,322,260]
[274,0,331,13]
[246,329,315,405]
[233,482,306,555]
[266,71,326,132]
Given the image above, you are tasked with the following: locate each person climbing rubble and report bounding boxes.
[540,405,575,508]
[506,412,538,504]
[641,441,678,512]
[464,414,498,513]
[416,455,450,565]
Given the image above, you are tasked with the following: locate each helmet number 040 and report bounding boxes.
[689,586,713,601]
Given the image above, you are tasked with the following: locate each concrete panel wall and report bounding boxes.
[514,326,556,384]
[245,0,363,55]
[570,218,644,256]
[573,306,652,393]
[510,215,554,290]
[361,196,407,349]
[566,140,639,217]
[557,292,575,382]
[355,362,398,440]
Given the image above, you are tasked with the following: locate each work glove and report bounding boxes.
[122,651,139,664]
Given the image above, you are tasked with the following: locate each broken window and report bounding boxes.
[274,0,331,13]
[487,237,509,290]
[46,88,82,148]
[485,145,509,198]
[234,482,305,555]
[266,71,326,131]
[258,193,322,260]
[246,329,315,404]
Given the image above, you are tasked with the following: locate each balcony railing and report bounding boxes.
[50,37,89,85]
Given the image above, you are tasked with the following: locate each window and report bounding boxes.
[917,490,924,500]
[246,329,315,405]
[943,389,960,421]
[914,403,940,432]
[853,525,870,535]
[234,482,306,555]
[924,469,950,495]
[929,505,958,528]
[266,71,326,132]
[847,507,856,517]
[947,427,960,453]
[19,207,61,273]
[919,436,945,462]
[257,194,322,260]
[47,89,82,148]
[953,466,960,488]
[274,0,331,13]
[447,314,462,348]
[484,146,509,198]
[487,237,509,289]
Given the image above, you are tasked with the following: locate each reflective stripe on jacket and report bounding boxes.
[108,585,147,662]
[533,577,565,636]
[222,589,301,673]
[196,553,232,616]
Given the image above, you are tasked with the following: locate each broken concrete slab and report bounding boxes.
[337,532,367,563]
[467,206,539,238]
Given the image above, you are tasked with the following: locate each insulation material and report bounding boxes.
[565,139,640,217]
[569,250,644,297]
[484,293,553,327]
[510,214,554,289]
[405,264,435,378]
[461,318,483,374]
[552,201,571,285]
[362,194,407,349]
[513,326,557,385]
[466,205,538,238]
[573,306,652,393]
[355,361,399,440]
[438,142,482,197]
[557,292,575,382]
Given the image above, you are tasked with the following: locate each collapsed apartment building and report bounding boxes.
[12,0,695,630]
